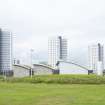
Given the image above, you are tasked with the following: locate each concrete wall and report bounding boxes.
[13,65,30,77]
[33,64,54,75]
[58,62,88,74]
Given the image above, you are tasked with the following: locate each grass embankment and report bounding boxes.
[0,83,105,105]
[2,75,105,84]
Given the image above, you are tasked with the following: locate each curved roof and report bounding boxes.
[57,61,89,71]
[13,65,31,70]
[33,64,55,70]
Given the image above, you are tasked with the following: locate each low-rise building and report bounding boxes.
[33,64,55,75]
[13,65,31,77]
[57,61,89,75]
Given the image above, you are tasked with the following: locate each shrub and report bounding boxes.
[3,74,105,84]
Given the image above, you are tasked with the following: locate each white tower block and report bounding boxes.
[97,61,103,76]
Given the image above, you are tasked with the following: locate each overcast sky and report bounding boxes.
[0,0,105,67]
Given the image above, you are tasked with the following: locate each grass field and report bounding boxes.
[0,83,105,105]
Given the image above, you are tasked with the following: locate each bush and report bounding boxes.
[3,74,105,84]
[0,75,5,81]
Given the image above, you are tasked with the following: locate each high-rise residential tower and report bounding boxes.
[88,43,104,73]
[48,36,68,68]
[0,29,13,75]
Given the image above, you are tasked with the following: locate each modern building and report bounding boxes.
[97,61,103,75]
[48,36,68,68]
[0,29,13,76]
[57,61,89,75]
[13,65,31,77]
[88,43,104,74]
[33,64,55,75]
[13,58,20,65]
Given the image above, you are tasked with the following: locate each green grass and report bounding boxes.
[0,83,105,105]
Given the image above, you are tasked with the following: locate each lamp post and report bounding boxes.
[30,49,34,78]
[3,66,6,80]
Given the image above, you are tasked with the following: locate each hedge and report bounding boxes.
[2,74,105,84]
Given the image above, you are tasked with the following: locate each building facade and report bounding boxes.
[88,43,104,73]
[57,61,89,75]
[0,29,12,75]
[13,65,31,77]
[48,36,67,68]
[13,58,20,65]
[33,64,55,75]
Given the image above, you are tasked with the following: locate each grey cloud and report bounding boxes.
[0,0,105,66]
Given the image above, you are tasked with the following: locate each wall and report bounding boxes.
[13,65,30,77]
[33,64,53,75]
[59,62,88,74]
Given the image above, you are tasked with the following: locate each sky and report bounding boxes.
[0,0,105,67]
